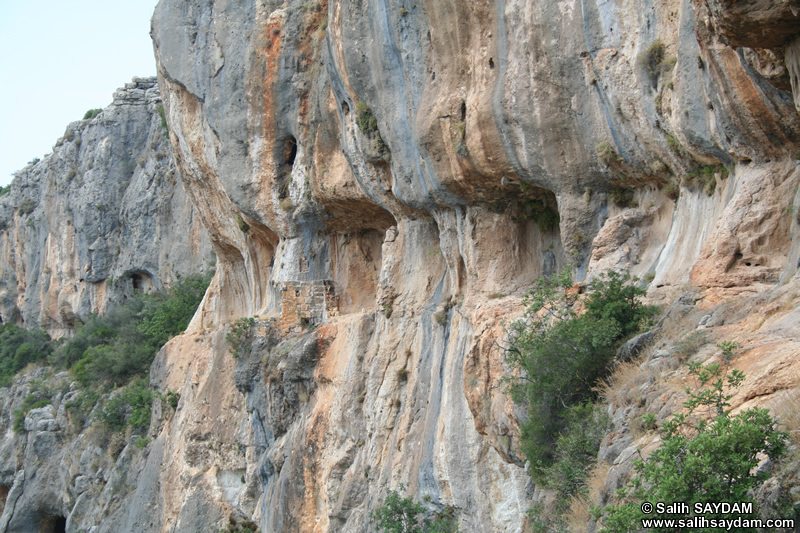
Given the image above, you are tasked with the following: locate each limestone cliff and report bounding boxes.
[0,77,214,337]
[1,0,800,532]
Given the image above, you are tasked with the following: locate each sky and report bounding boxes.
[0,0,160,186]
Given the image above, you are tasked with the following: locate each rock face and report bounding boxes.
[0,77,215,337]
[1,1,800,532]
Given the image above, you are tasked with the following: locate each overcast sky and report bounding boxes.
[0,1,160,186]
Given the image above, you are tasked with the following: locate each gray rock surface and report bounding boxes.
[0,77,215,337]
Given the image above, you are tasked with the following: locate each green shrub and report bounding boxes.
[596,142,620,165]
[641,41,665,76]
[371,486,459,532]
[0,184,11,196]
[0,324,53,387]
[83,108,103,120]
[236,214,251,233]
[681,165,726,196]
[534,206,559,232]
[157,105,169,134]
[12,409,26,433]
[279,198,294,212]
[18,198,35,215]
[547,403,610,495]
[597,346,787,531]
[220,516,260,533]
[165,389,181,410]
[639,41,675,85]
[227,317,256,358]
[137,273,212,346]
[506,270,657,482]
[609,186,635,208]
[665,133,681,154]
[356,101,378,134]
[97,379,153,433]
[515,199,560,232]
[662,180,679,200]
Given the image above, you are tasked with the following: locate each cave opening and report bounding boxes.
[284,136,297,167]
[121,270,154,295]
[0,484,9,515]
[39,515,67,533]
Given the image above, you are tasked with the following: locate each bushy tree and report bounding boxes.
[138,272,212,347]
[372,487,458,533]
[0,324,53,386]
[597,344,787,532]
[506,269,657,482]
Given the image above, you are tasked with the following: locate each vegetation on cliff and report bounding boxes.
[372,486,459,533]
[505,270,658,526]
[597,344,788,531]
[0,324,54,387]
[4,272,211,435]
[506,270,657,479]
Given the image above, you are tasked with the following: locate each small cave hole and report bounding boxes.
[342,101,350,115]
[284,136,297,167]
[39,515,67,533]
[460,101,466,122]
[0,484,9,515]
[745,262,752,266]
[488,57,494,69]
[128,271,154,293]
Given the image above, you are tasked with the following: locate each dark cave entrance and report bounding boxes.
[284,136,297,167]
[39,515,67,533]
[0,484,9,515]
[120,270,154,296]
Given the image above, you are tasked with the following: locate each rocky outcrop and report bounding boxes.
[0,77,214,337]
[1,0,800,532]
